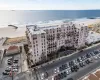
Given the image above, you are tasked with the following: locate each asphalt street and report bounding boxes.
[63,55,100,80]
[37,44,100,80]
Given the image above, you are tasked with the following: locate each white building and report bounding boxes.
[26,22,88,65]
[86,31,100,44]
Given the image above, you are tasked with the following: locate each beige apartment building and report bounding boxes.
[26,22,89,65]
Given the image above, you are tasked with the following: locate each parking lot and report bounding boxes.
[36,44,100,80]
[0,54,21,80]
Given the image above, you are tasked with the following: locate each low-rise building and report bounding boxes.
[26,22,89,65]
[86,31,100,44]
[82,69,100,80]
[6,46,20,56]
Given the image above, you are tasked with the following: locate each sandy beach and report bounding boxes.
[0,18,100,38]
[0,26,26,38]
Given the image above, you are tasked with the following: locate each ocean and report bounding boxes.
[0,10,100,27]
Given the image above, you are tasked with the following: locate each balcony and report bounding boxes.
[47,35,55,40]
[57,33,60,39]
[47,43,57,49]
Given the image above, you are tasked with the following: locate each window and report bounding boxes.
[53,30,55,33]
[34,45,35,48]
[33,41,35,44]
[34,54,36,57]
[36,44,38,46]
[41,33,45,38]
[33,35,37,40]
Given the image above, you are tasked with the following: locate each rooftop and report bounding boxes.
[82,69,100,80]
[27,22,85,35]
[7,46,18,51]
[4,36,26,45]
[86,31,100,44]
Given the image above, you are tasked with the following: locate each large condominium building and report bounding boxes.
[26,22,89,65]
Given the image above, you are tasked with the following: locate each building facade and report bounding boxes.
[26,22,89,65]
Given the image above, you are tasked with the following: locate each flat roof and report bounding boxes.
[27,22,85,35]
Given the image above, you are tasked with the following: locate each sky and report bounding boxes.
[0,0,100,10]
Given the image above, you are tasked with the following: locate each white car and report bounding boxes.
[13,68,18,72]
[41,73,44,80]
[54,67,59,74]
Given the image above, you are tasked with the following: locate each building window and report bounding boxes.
[34,45,35,48]
[41,33,45,38]
[33,35,37,40]
[36,44,38,46]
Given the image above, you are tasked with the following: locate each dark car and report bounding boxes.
[85,59,91,64]
[5,69,11,72]
[13,60,18,63]
[71,67,75,72]
[8,62,12,65]
[69,61,74,67]
[86,54,91,58]
[63,71,67,77]
[67,78,73,80]
[2,72,9,75]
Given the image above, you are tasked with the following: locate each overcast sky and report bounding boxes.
[0,0,100,10]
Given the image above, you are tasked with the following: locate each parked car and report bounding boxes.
[2,72,9,75]
[86,54,91,58]
[79,62,85,67]
[8,62,12,65]
[13,60,18,63]
[69,61,74,67]
[67,78,73,80]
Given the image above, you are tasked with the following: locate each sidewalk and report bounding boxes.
[21,46,28,72]
[22,60,28,72]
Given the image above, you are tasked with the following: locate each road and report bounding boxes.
[37,44,100,80]
[63,56,100,80]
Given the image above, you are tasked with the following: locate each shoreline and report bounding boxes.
[0,18,100,38]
